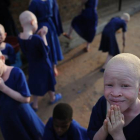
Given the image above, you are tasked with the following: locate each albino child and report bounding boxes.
[99,13,130,72]
[88,53,140,140]
[0,24,16,65]
[0,51,44,140]
[18,11,62,111]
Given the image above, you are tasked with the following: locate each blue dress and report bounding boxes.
[0,67,44,140]
[87,96,140,140]
[99,17,127,56]
[51,0,63,36]
[29,0,63,65]
[71,0,98,43]
[18,35,56,96]
[2,43,16,65]
[43,117,89,140]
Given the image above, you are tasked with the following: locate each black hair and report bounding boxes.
[53,103,73,121]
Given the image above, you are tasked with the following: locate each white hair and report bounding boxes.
[121,13,130,21]
[105,53,140,79]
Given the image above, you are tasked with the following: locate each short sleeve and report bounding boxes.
[7,44,16,64]
[43,117,55,140]
[34,35,52,68]
[70,120,89,140]
[14,68,31,97]
[87,96,106,140]
[122,20,127,32]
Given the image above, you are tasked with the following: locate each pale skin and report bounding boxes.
[0,54,30,103]
[0,24,9,60]
[93,105,125,140]
[94,53,140,140]
[19,11,61,109]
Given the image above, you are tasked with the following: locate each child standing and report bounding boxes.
[63,0,98,52]
[43,103,89,140]
[99,13,130,72]
[0,51,44,140]
[18,11,62,111]
[29,0,64,76]
[88,53,140,140]
[0,24,16,65]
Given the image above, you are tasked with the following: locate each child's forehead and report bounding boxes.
[0,25,5,33]
[53,118,71,124]
[104,63,139,81]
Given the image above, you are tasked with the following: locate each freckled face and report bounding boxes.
[104,64,140,113]
[53,119,71,137]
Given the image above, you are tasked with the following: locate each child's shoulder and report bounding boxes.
[45,117,53,127]
[91,96,106,114]
[11,67,24,75]
[32,34,43,41]
[69,120,89,139]
[5,43,14,49]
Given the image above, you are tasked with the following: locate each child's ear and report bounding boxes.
[5,33,7,37]
[138,84,140,95]
[30,19,34,25]
[0,55,5,63]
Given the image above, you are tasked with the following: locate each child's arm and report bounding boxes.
[107,105,125,140]
[92,110,111,140]
[122,32,125,47]
[0,77,30,103]
[37,26,48,46]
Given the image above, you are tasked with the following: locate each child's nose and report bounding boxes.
[111,87,122,97]
[57,127,62,132]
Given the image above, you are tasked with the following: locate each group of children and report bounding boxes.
[0,0,139,140]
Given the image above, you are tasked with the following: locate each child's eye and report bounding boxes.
[105,84,113,87]
[121,84,129,87]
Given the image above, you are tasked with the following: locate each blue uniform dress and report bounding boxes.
[0,67,44,140]
[87,96,140,140]
[43,117,89,140]
[71,0,98,43]
[18,35,56,96]
[51,0,63,36]
[2,43,16,65]
[99,17,127,56]
[29,0,63,65]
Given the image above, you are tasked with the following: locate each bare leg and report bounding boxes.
[84,42,90,52]
[67,26,73,37]
[48,91,62,103]
[54,65,58,76]
[102,54,113,69]
[63,26,73,39]
[48,91,55,102]
[32,95,39,109]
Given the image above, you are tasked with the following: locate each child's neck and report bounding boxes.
[20,28,33,39]
[2,65,13,82]
[0,42,6,50]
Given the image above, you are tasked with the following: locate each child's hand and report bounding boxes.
[0,77,5,91]
[37,26,48,36]
[102,109,111,133]
[106,105,125,139]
